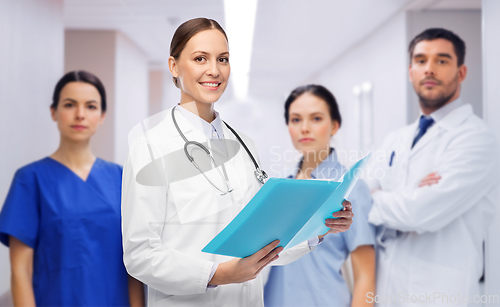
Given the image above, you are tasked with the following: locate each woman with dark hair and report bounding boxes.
[0,71,144,306]
[264,85,376,307]
[121,18,354,307]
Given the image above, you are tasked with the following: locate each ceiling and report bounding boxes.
[64,0,225,66]
[64,0,481,101]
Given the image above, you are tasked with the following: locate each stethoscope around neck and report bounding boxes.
[171,106,268,195]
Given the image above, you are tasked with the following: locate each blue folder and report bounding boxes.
[202,154,371,258]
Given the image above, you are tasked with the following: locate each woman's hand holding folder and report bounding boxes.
[319,200,353,239]
[209,240,283,285]
[209,200,353,285]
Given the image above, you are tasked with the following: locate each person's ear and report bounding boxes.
[168,56,178,78]
[458,64,467,84]
[99,111,106,125]
[331,120,340,137]
[409,64,414,82]
[50,106,57,122]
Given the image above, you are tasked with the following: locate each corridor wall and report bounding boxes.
[0,0,64,295]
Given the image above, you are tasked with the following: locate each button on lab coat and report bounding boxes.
[121,107,312,307]
[365,104,499,306]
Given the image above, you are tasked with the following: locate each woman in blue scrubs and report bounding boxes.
[0,71,144,306]
[264,85,376,307]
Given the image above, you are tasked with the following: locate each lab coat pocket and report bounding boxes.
[409,258,468,304]
[169,169,236,224]
[40,218,84,271]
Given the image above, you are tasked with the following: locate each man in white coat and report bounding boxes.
[365,28,500,306]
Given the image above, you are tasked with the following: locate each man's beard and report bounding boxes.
[417,90,456,110]
[416,75,459,111]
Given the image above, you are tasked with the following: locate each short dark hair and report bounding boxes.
[170,18,228,88]
[284,84,342,127]
[408,28,466,66]
[51,70,107,112]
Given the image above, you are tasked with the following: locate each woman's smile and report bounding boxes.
[199,81,221,90]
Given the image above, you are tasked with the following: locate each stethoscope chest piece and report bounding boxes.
[255,168,268,184]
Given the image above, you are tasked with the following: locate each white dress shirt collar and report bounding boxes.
[419,97,464,122]
[177,104,225,140]
[429,97,464,122]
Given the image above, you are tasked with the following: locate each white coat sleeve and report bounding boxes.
[368,128,500,234]
[271,240,313,266]
[121,145,214,296]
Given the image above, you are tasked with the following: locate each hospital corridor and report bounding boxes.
[0,0,500,306]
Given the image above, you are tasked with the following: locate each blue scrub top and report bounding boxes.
[0,157,130,306]
[264,149,376,307]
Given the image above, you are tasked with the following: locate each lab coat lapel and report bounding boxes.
[376,125,415,249]
[409,104,472,157]
[397,122,418,162]
[167,106,195,141]
[410,124,439,155]
[437,104,473,131]
[219,122,237,155]
[220,122,248,200]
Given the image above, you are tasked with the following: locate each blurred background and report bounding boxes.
[1,0,499,300]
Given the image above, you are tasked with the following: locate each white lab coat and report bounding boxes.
[365,104,499,306]
[121,106,312,307]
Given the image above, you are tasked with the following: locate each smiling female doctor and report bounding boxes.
[121,18,354,307]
